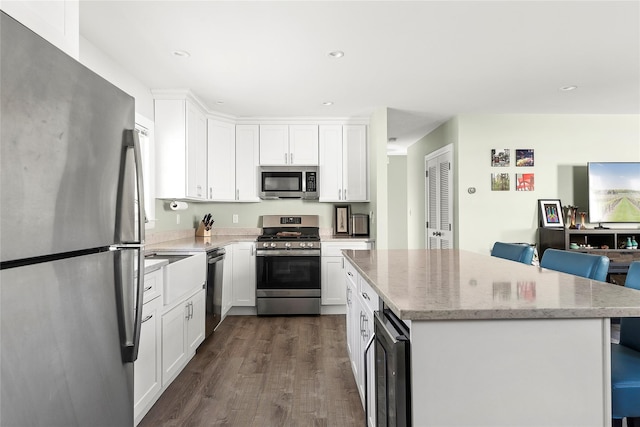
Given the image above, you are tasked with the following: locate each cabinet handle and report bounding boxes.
[338,189,341,200]
[210,187,213,199]
[185,304,190,320]
[347,271,353,277]
[141,314,153,324]
[144,285,152,292]
[290,153,294,164]
[190,302,194,319]
[284,153,288,164]
[362,292,370,301]
[236,189,239,200]
[344,189,347,200]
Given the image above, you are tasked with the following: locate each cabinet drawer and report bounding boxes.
[143,269,162,304]
[345,260,358,286]
[358,275,378,313]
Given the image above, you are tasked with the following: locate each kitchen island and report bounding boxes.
[342,249,640,427]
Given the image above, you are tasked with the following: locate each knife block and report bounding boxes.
[195,223,211,237]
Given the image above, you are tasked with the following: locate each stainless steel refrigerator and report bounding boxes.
[0,11,145,426]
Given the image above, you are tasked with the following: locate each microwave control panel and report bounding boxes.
[306,172,317,192]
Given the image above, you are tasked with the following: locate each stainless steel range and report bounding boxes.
[256,215,321,315]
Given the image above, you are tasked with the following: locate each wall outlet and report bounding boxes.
[232,214,239,224]
[176,213,180,224]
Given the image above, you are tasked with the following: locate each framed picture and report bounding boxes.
[516,173,535,191]
[516,149,534,167]
[491,149,510,167]
[538,199,564,227]
[334,205,351,235]
[491,173,510,191]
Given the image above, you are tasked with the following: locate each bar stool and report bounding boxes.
[611,261,640,427]
[539,248,609,282]
[490,242,534,265]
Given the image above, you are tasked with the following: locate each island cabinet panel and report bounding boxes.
[410,318,611,427]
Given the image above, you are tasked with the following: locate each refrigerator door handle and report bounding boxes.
[129,129,146,244]
[114,247,144,363]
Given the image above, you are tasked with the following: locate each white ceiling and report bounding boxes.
[79,1,640,154]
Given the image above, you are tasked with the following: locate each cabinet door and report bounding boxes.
[362,302,376,427]
[221,245,234,318]
[207,119,236,201]
[319,125,343,202]
[259,125,289,165]
[235,125,260,201]
[185,101,207,199]
[134,296,162,424]
[232,243,256,306]
[186,288,205,353]
[345,266,360,386]
[289,125,318,165]
[154,99,187,199]
[322,256,346,305]
[161,302,187,386]
[343,125,368,201]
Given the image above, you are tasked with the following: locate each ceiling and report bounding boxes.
[79,1,640,154]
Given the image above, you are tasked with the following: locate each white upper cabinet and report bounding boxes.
[1,0,79,58]
[342,125,368,201]
[207,119,236,201]
[259,125,289,165]
[319,124,368,202]
[155,98,208,200]
[235,125,260,202]
[289,125,319,165]
[259,124,318,166]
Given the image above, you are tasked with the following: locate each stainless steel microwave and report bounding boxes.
[259,166,318,200]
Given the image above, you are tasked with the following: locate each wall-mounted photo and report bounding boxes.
[538,199,564,227]
[516,173,535,191]
[334,205,351,235]
[516,149,534,167]
[491,149,510,167]
[491,173,510,191]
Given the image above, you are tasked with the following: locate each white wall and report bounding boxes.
[388,156,408,249]
[78,36,154,119]
[456,114,640,255]
[369,108,389,248]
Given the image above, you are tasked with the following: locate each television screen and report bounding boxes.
[588,162,640,223]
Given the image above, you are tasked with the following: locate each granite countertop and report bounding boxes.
[145,235,258,254]
[342,249,640,321]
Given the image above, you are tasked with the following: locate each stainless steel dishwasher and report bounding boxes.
[205,247,226,338]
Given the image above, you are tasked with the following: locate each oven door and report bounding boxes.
[256,250,320,296]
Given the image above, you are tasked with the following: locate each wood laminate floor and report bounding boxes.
[139,315,364,427]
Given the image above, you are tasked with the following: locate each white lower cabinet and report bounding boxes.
[345,259,377,427]
[161,287,205,387]
[321,242,372,306]
[232,242,256,306]
[221,244,234,319]
[134,270,163,425]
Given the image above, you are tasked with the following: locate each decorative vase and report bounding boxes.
[626,237,633,249]
[579,212,587,229]
[633,237,638,249]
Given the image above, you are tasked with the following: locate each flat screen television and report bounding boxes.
[588,162,640,224]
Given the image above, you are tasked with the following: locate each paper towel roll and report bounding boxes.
[169,201,188,211]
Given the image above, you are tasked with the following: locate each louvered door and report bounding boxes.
[425,147,453,249]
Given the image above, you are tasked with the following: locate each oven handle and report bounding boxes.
[255,249,321,257]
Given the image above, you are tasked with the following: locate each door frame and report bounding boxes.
[424,144,454,249]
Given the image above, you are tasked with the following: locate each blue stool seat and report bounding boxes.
[491,242,534,265]
[539,248,609,282]
[611,261,640,425]
[612,342,640,418]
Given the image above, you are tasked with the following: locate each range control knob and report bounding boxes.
[306,242,314,248]
[270,242,277,248]
[300,242,307,248]
[284,242,291,248]
[262,242,269,248]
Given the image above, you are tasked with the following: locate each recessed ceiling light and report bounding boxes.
[322,101,334,106]
[172,50,191,58]
[328,51,344,58]
[216,101,224,105]
[560,85,578,91]
[388,137,397,143]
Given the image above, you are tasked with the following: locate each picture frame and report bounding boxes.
[334,205,351,235]
[538,199,564,227]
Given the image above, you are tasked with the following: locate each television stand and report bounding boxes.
[595,223,609,229]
